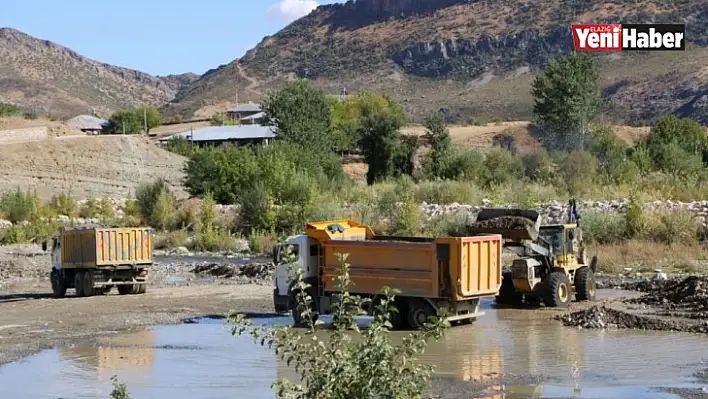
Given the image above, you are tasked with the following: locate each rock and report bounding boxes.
[174,246,190,255]
[0,219,12,229]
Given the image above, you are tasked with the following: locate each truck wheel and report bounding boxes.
[407,298,437,330]
[370,296,404,330]
[82,271,95,297]
[117,285,132,295]
[495,272,522,306]
[74,271,85,297]
[543,271,572,308]
[51,269,67,298]
[136,284,147,294]
[575,267,596,301]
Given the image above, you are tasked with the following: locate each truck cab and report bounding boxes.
[272,234,320,313]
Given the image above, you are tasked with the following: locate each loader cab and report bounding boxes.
[538,224,579,267]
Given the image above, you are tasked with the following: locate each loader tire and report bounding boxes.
[543,271,572,308]
[74,271,85,297]
[51,269,67,298]
[495,272,522,306]
[575,267,596,301]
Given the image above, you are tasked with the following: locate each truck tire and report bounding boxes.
[370,296,404,330]
[50,269,67,298]
[495,272,522,306]
[575,267,596,301]
[136,284,147,294]
[74,271,85,297]
[118,284,133,295]
[407,298,437,330]
[543,271,572,308]
[82,271,95,297]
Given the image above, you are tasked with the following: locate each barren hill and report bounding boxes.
[0,28,198,118]
[0,135,187,201]
[166,0,708,125]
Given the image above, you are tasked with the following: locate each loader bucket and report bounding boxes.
[467,208,542,241]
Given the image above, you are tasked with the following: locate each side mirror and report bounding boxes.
[41,241,47,252]
[272,245,282,264]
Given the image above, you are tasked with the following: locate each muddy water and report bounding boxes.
[1,291,707,398]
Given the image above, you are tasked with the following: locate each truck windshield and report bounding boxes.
[539,229,564,256]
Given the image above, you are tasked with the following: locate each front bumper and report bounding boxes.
[273,288,289,313]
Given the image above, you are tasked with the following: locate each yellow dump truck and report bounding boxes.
[272,220,502,330]
[42,226,153,298]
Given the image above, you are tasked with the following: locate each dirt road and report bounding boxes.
[0,281,273,366]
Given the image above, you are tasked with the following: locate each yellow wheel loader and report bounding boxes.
[467,199,597,308]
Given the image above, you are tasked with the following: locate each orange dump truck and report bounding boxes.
[42,226,153,298]
[272,220,502,329]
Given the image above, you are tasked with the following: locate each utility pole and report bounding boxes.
[143,108,148,133]
[122,121,125,135]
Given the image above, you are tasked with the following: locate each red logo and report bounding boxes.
[571,24,623,51]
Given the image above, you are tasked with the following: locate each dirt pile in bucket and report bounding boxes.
[471,216,536,230]
[191,262,274,283]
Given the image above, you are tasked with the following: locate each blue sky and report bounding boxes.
[1,0,342,76]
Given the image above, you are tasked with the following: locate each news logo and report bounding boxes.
[571,24,686,51]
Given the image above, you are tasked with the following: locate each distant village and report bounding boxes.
[67,96,350,150]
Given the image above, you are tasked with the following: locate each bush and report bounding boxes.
[79,198,98,219]
[556,151,598,194]
[154,229,189,249]
[625,195,646,239]
[522,149,554,183]
[248,230,278,255]
[135,179,170,224]
[481,149,524,186]
[228,253,449,399]
[645,210,698,245]
[48,193,77,218]
[150,189,178,231]
[0,188,41,223]
[582,212,626,245]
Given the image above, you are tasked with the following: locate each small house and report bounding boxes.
[226,103,262,121]
[67,115,109,134]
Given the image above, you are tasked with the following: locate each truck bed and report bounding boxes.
[61,227,153,268]
[320,235,502,301]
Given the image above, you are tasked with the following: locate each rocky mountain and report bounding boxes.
[0,28,198,118]
[166,0,708,125]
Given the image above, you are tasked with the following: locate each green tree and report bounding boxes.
[588,125,628,179]
[531,53,602,151]
[359,112,404,185]
[137,104,163,134]
[330,93,406,152]
[640,115,708,173]
[262,80,334,153]
[421,111,452,179]
[105,109,143,134]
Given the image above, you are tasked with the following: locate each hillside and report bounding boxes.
[0,135,187,201]
[0,28,198,118]
[165,0,708,125]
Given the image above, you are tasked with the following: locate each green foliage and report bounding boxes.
[330,93,405,152]
[228,252,449,399]
[79,198,98,219]
[135,179,170,225]
[48,193,77,218]
[521,149,554,183]
[99,198,115,221]
[210,112,239,126]
[151,189,178,231]
[625,195,646,239]
[165,137,195,157]
[589,125,628,178]
[0,188,41,223]
[262,80,334,152]
[105,109,143,134]
[121,195,141,226]
[481,149,524,186]
[650,142,704,179]
[532,53,601,151]
[556,151,598,194]
[582,212,626,245]
[0,102,19,117]
[421,111,452,179]
[137,104,163,133]
[109,375,130,399]
[359,111,405,184]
